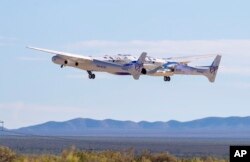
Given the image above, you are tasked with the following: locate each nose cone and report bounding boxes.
[52,55,64,65]
[52,56,59,64]
[52,56,56,62]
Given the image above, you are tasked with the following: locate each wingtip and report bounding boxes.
[26,46,33,49]
[26,46,39,50]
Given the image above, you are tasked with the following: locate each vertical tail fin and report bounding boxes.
[137,52,147,64]
[131,52,147,80]
[206,55,222,82]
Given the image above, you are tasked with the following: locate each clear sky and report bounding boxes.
[0,0,250,128]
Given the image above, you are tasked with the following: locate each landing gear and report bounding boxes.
[60,65,64,68]
[87,71,95,79]
[164,76,171,82]
[88,74,95,79]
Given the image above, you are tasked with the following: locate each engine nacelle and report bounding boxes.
[141,68,147,74]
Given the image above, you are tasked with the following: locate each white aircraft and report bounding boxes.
[27,46,221,82]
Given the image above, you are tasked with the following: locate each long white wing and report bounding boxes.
[164,54,218,64]
[27,46,93,63]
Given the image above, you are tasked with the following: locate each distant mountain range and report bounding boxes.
[6,116,250,137]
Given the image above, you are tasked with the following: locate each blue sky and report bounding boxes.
[1,0,250,128]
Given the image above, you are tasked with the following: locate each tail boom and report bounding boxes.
[173,55,222,82]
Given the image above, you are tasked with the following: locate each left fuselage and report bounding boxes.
[52,54,169,76]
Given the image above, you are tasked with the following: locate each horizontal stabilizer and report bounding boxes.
[164,54,217,64]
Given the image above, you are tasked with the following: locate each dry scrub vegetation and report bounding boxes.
[0,146,228,162]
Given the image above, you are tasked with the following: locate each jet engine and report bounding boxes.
[141,68,147,74]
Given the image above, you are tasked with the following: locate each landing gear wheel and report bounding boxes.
[164,76,171,82]
[88,73,95,79]
[87,71,95,79]
[88,74,95,79]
